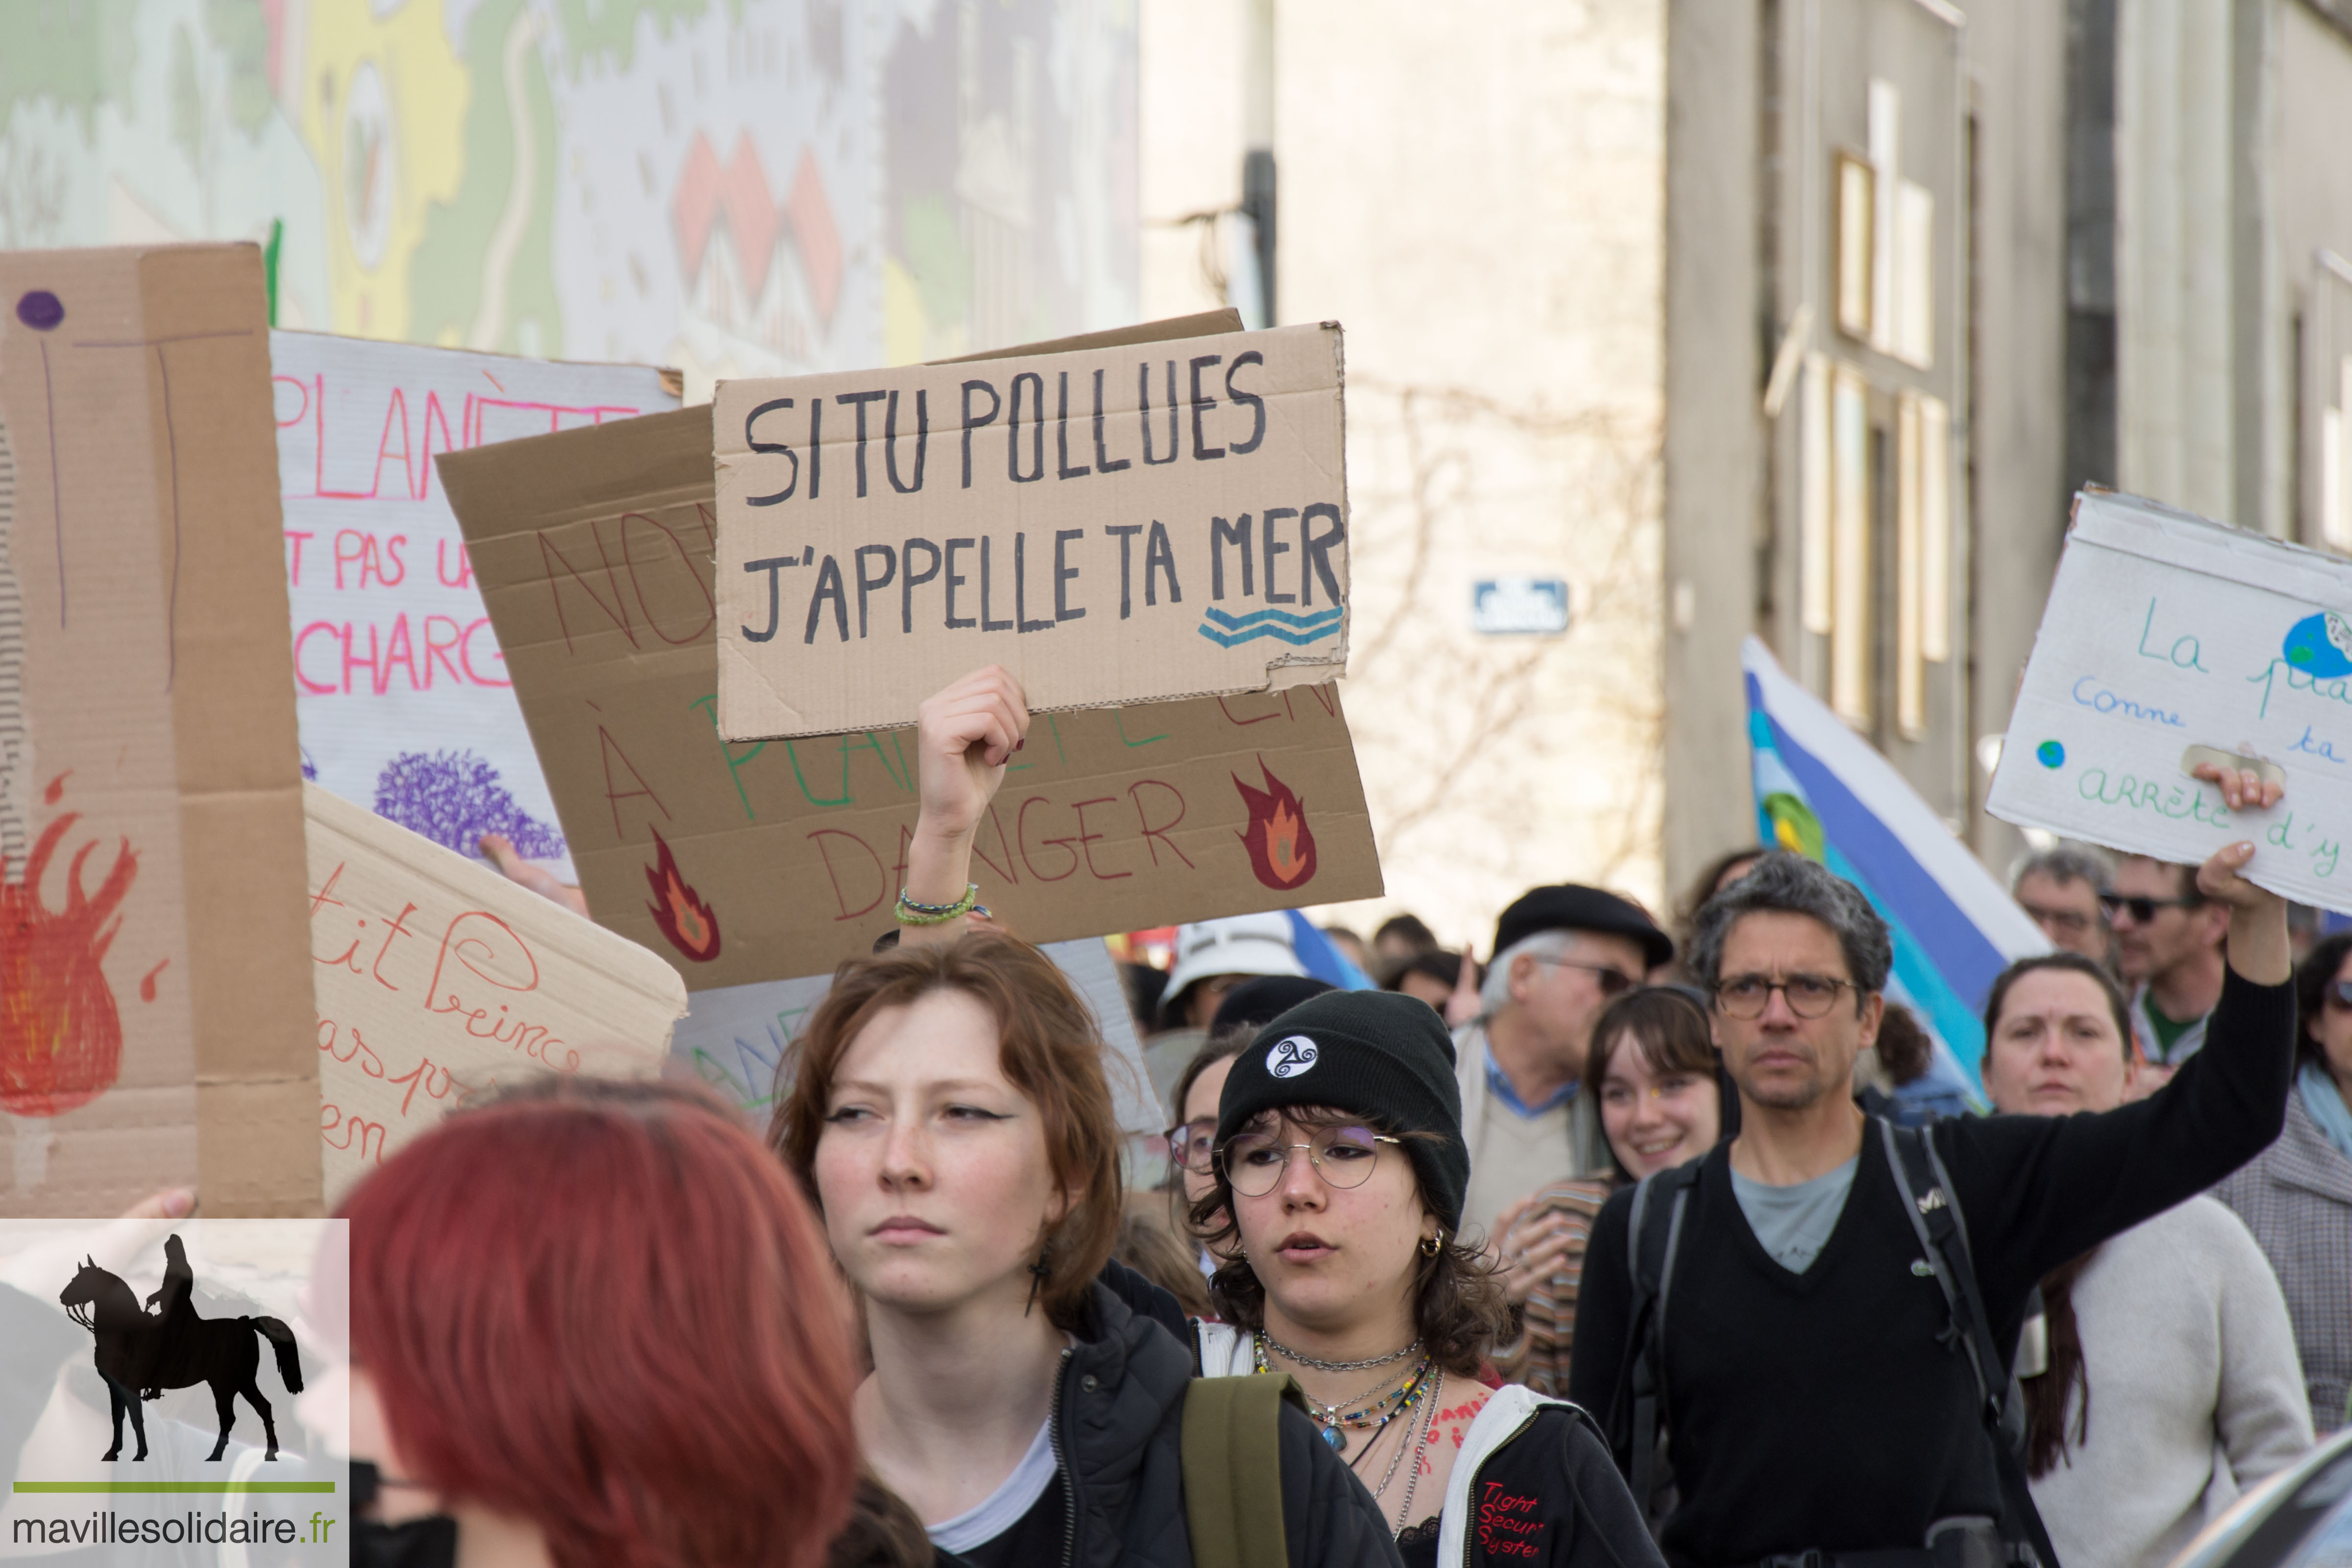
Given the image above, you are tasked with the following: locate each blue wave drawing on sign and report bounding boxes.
[374,750,567,859]
[1196,605,1344,648]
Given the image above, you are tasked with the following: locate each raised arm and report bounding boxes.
[899,666,1030,948]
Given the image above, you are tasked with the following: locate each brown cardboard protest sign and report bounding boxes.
[305,783,686,1205]
[710,322,1350,740]
[441,404,1381,986]
[0,245,318,1216]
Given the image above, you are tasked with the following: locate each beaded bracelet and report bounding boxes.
[895,884,983,925]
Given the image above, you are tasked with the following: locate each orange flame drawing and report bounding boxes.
[1234,761,1319,890]
[0,808,139,1117]
[644,826,722,962]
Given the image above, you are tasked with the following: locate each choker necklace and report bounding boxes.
[1258,1332,1422,1374]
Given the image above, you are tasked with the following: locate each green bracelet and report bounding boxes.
[895,884,981,925]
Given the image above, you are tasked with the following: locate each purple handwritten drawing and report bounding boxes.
[372,750,566,859]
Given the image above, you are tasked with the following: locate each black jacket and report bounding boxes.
[1028,1277,1401,1568]
[1568,968,2296,1567]
[1432,1393,1670,1568]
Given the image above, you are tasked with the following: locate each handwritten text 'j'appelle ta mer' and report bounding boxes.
[728,353,1346,649]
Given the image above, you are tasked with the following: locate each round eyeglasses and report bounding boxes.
[1165,1118,1219,1175]
[1220,1126,1402,1197]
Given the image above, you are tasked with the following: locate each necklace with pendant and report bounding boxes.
[1255,1335,1433,1454]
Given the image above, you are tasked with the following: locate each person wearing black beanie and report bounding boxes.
[1190,991,1666,1568]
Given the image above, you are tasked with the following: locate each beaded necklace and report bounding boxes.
[1254,1334,1434,1454]
[1387,1368,1442,1535]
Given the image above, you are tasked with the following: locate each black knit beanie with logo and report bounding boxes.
[1215,990,1469,1234]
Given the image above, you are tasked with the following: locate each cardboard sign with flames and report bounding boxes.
[1,245,320,1218]
[0,776,141,1118]
[441,387,1384,986]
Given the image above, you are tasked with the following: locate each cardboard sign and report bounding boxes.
[272,332,677,880]
[305,783,686,1205]
[710,322,1350,740]
[1990,488,2352,906]
[0,245,318,1217]
[672,938,1161,1137]
[440,406,1382,986]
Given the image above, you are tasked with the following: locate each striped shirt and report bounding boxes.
[1492,1175,1617,1396]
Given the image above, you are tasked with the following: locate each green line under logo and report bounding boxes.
[13,1482,338,1494]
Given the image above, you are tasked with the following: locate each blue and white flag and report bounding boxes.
[1742,638,2049,1103]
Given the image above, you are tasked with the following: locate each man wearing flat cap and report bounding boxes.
[1454,885,1673,1242]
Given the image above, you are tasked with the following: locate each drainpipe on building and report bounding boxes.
[1241,0,1277,328]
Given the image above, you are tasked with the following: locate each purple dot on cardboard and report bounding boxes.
[14,291,64,331]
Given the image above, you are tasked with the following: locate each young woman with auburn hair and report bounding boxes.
[343,1077,859,1568]
[771,665,1395,1568]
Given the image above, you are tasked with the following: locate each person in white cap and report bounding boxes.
[1159,914,1310,1031]
[1141,915,1313,1111]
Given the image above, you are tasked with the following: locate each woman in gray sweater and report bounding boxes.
[1982,952,2313,1568]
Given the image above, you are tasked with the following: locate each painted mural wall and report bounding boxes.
[0,0,1139,384]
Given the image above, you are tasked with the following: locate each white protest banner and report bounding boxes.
[305,783,688,1205]
[273,332,677,878]
[711,323,1349,740]
[672,937,1162,1138]
[1989,488,2352,905]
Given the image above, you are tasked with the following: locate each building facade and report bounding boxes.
[1666,0,2352,897]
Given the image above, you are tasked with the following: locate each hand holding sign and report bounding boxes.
[2178,773,2291,986]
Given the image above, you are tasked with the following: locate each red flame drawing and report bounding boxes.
[644,826,722,962]
[0,809,140,1116]
[1234,761,1319,891]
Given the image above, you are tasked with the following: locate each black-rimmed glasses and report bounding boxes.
[2098,892,2195,925]
[1713,972,1860,1020]
[1532,956,1641,997]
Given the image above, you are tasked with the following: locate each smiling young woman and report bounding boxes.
[1190,990,1665,1568]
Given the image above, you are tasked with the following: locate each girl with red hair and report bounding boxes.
[344,1077,860,1568]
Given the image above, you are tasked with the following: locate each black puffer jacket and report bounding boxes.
[1040,1277,1401,1568]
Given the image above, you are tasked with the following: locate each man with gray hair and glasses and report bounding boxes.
[1453,884,1673,1244]
[1570,784,2297,1568]
[2011,841,2114,963]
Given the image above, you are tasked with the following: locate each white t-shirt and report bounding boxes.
[926,1418,1057,1554]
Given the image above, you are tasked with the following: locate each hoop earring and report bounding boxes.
[1420,1232,1443,1258]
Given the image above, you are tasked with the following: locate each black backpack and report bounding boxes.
[1611,1119,2061,1568]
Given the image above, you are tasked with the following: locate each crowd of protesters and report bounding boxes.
[315,663,2352,1568]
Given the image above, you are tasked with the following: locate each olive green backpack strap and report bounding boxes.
[1181,1372,1307,1568]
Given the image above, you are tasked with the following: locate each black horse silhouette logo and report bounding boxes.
[58,1235,303,1462]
